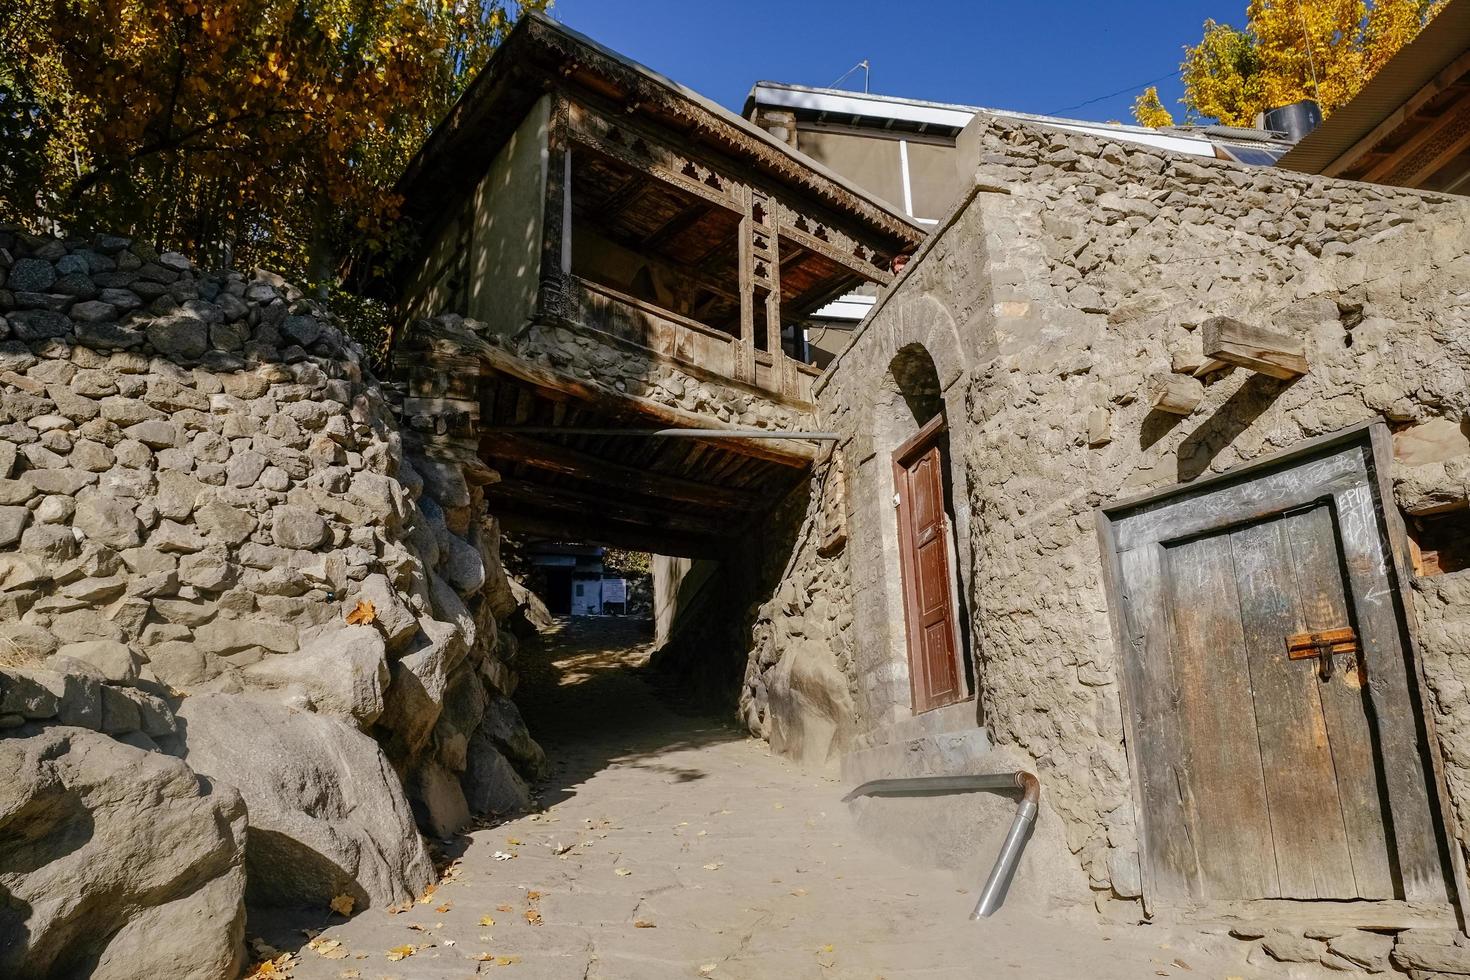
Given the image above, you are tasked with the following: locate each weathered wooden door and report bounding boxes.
[1103,430,1455,908]
[893,415,965,713]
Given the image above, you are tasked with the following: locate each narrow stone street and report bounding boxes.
[280,618,1246,980]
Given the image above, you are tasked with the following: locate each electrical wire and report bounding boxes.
[1045,68,1183,116]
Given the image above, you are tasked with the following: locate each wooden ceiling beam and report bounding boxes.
[478,343,818,466]
[641,201,713,252]
[479,430,764,511]
[1324,49,1470,177]
[484,477,730,536]
[1362,96,1470,185]
[497,510,728,559]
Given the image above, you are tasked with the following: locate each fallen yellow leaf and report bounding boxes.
[479,915,496,926]
[329,893,355,917]
[702,863,722,871]
[699,964,718,976]
[344,600,376,625]
[308,937,349,960]
[496,903,514,912]
[435,902,452,913]
[526,890,542,901]
[497,955,521,965]
[384,943,416,961]
[634,919,656,928]
[524,908,543,926]
[614,868,632,877]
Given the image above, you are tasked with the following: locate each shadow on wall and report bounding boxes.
[1139,372,1300,481]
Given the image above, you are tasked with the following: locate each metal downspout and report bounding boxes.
[840,771,1041,919]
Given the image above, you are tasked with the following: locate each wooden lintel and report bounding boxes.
[1201,317,1309,380]
[479,431,763,511]
[478,342,817,467]
[496,510,727,559]
[483,477,731,536]
[1149,373,1204,415]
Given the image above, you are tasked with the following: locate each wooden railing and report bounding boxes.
[564,276,814,403]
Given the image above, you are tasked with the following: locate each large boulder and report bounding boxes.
[176,693,434,909]
[462,729,533,817]
[481,695,549,780]
[764,639,854,770]
[242,625,388,727]
[0,727,246,979]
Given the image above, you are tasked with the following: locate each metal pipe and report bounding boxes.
[478,426,840,441]
[841,771,1040,919]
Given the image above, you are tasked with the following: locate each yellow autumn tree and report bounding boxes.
[1132,86,1176,128]
[0,0,549,292]
[1137,0,1445,128]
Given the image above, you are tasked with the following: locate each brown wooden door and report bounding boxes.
[1106,434,1453,906]
[894,416,964,713]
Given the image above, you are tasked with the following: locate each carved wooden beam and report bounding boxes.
[1201,317,1309,380]
[477,342,817,466]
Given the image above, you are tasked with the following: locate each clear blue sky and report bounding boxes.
[546,1,1241,125]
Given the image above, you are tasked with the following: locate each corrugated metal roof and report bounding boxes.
[1278,0,1470,174]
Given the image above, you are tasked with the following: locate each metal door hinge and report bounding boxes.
[893,492,901,507]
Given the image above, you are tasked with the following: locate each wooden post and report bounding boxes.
[736,186,756,384]
[1201,316,1309,380]
[538,99,573,317]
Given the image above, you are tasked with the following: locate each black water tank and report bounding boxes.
[1264,100,1323,142]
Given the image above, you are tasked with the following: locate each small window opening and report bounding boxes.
[1408,509,1470,577]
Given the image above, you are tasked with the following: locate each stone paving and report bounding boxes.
[276,617,1252,980]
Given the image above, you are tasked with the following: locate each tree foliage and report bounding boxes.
[1132,86,1176,128]
[0,0,548,296]
[1136,0,1445,128]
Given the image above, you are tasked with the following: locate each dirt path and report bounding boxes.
[282,617,1249,979]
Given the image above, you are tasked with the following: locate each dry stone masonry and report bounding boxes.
[0,227,545,976]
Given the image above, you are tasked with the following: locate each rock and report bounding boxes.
[8,258,57,293]
[351,573,417,651]
[0,505,30,547]
[145,311,210,358]
[1393,933,1470,973]
[764,639,854,769]
[462,731,533,816]
[1261,930,1326,963]
[54,640,140,684]
[481,696,549,780]
[72,497,142,550]
[272,505,329,549]
[0,727,247,979]
[177,694,434,908]
[195,618,297,656]
[1327,930,1395,972]
[0,667,64,718]
[243,626,389,727]
[0,624,59,660]
[410,760,472,839]
[194,499,256,545]
[178,550,239,591]
[9,309,71,341]
[411,454,470,508]
[379,642,449,757]
[442,531,486,595]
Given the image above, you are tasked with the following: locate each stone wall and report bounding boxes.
[0,227,545,974]
[753,113,1470,921]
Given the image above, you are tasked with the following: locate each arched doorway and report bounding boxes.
[880,345,971,713]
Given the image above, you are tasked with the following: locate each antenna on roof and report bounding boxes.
[830,59,871,93]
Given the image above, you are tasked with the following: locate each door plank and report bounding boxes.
[1333,484,1452,903]
[1282,504,1396,899]
[1230,516,1358,898]
[1118,546,1201,901]
[1163,535,1278,899]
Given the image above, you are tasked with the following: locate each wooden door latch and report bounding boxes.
[1286,627,1358,680]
